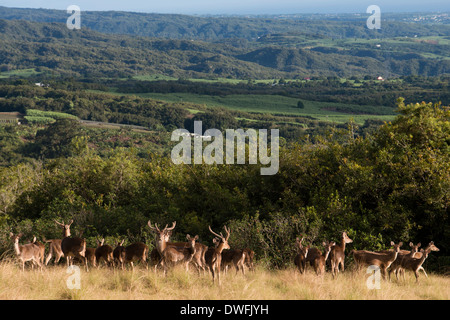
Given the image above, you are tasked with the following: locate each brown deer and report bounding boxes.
[54,220,88,272]
[31,236,46,265]
[397,242,439,282]
[312,241,335,276]
[351,241,403,280]
[95,238,114,267]
[124,242,149,270]
[113,239,126,270]
[147,220,207,273]
[44,238,64,265]
[243,248,255,272]
[161,234,199,275]
[385,242,421,280]
[84,247,97,268]
[329,231,353,277]
[10,233,43,271]
[221,249,247,275]
[294,237,309,274]
[205,226,230,285]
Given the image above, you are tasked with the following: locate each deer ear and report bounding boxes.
[9,232,14,238]
[331,241,336,246]
[417,242,421,247]
[194,235,199,240]
[409,242,414,248]
[390,241,395,246]
[398,242,403,247]
[186,234,191,240]
[322,241,326,246]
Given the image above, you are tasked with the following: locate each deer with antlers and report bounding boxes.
[205,225,231,285]
[10,233,43,271]
[147,220,207,273]
[161,234,199,275]
[54,220,89,272]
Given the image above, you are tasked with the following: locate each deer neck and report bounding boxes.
[157,239,167,254]
[323,250,331,261]
[13,241,21,256]
[63,229,71,238]
[339,238,347,252]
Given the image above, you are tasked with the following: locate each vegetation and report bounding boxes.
[0,262,448,300]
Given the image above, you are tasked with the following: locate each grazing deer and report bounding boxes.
[221,249,247,275]
[396,242,439,282]
[351,241,403,280]
[54,220,88,272]
[329,231,353,277]
[113,240,126,270]
[205,226,231,285]
[294,237,309,274]
[124,242,149,270]
[95,238,114,268]
[147,220,207,273]
[161,234,199,275]
[313,241,335,276]
[10,233,43,271]
[44,239,64,265]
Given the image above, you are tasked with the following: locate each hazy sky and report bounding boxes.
[1,0,449,14]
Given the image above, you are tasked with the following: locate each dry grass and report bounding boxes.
[0,260,448,300]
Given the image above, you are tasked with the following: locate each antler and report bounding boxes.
[147,220,160,232]
[209,226,223,239]
[164,221,176,232]
[224,225,230,241]
[54,220,65,226]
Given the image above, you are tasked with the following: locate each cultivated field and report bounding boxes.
[0,261,448,300]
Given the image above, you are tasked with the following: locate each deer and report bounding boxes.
[385,242,421,281]
[113,239,126,270]
[243,248,255,272]
[294,237,310,274]
[95,238,114,268]
[84,247,97,268]
[31,236,46,265]
[124,241,149,270]
[205,225,231,285]
[221,249,247,275]
[328,231,353,277]
[147,220,207,273]
[10,233,43,271]
[54,220,89,272]
[161,234,199,275]
[351,241,403,280]
[312,241,335,276]
[396,242,439,282]
[44,238,64,265]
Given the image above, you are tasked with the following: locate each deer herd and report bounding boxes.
[8,221,438,285]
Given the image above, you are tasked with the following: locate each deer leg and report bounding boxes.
[419,266,428,278]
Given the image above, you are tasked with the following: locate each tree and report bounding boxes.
[297,100,305,109]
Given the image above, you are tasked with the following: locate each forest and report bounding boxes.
[0,98,448,271]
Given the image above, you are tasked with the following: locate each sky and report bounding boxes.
[1,0,449,15]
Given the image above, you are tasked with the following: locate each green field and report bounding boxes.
[122,91,396,125]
